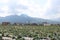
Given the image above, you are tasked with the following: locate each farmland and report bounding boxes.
[0,25,60,40]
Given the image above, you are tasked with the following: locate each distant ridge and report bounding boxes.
[0,14,60,24]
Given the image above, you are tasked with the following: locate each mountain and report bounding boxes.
[0,14,60,24]
[51,18,60,22]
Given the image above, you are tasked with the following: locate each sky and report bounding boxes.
[0,0,60,19]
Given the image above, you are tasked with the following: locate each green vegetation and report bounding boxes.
[0,25,60,40]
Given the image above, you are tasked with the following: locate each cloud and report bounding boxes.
[15,0,52,19]
[0,0,60,19]
[0,0,9,4]
[45,0,60,19]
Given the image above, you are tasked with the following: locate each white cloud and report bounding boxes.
[45,0,60,19]
[16,0,52,19]
[0,0,60,19]
[1,6,8,11]
[0,0,9,4]
[0,6,11,17]
[0,13,11,17]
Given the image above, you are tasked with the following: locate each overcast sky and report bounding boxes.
[0,0,60,19]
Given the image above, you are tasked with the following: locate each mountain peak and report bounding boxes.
[20,14,28,17]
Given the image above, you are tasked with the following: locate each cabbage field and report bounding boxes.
[0,25,60,40]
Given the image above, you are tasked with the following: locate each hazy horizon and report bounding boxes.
[0,0,60,19]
